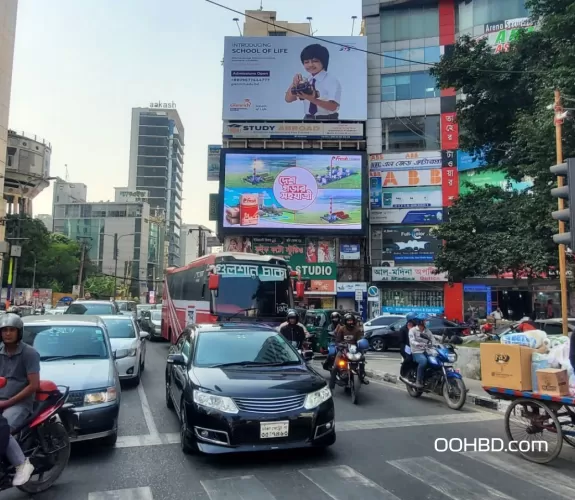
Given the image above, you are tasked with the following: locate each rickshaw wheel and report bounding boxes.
[559,405,575,448]
[504,398,563,464]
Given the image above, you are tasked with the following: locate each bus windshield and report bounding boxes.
[214,262,292,318]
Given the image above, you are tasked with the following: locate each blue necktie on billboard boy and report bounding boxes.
[308,79,317,116]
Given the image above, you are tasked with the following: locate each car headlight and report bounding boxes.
[447,353,457,363]
[303,386,332,410]
[193,389,239,414]
[84,387,117,406]
[115,348,137,359]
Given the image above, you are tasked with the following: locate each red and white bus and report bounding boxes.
[161,252,304,343]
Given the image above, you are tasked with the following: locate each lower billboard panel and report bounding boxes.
[223,122,364,140]
[370,209,445,225]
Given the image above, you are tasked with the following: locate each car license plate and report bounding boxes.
[260,421,289,439]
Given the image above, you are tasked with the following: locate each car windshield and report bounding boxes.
[23,325,109,360]
[194,330,301,367]
[65,303,115,315]
[116,302,131,311]
[151,311,161,321]
[214,263,291,317]
[389,319,405,330]
[101,318,136,339]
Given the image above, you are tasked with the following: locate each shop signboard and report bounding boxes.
[223,122,364,140]
[457,150,486,172]
[337,282,367,293]
[442,167,459,207]
[223,36,367,121]
[339,243,360,260]
[377,187,443,210]
[459,169,534,195]
[372,266,448,282]
[221,150,365,235]
[477,17,536,54]
[380,226,441,264]
[369,168,442,186]
[441,113,459,150]
[370,208,445,225]
[207,145,221,181]
[382,305,444,315]
[208,193,218,221]
[222,236,336,280]
[369,151,441,172]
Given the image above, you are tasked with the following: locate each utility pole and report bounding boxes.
[553,89,569,335]
[113,233,119,299]
[77,241,86,297]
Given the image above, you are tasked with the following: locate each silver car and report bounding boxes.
[99,315,149,385]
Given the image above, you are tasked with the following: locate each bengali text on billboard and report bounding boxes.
[223,36,367,121]
[222,151,364,233]
[369,151,441,172]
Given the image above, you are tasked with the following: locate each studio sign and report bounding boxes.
[295,264,333,277]
[149,101,176,109]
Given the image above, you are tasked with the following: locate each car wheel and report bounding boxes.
[101,430,118,447]
[370,337,387,352]
[165,378,174,410]
[130,369,141,387]
[180,402,195,454]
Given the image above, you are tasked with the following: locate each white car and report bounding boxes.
[363,314,406,335]
[100,315,148,386]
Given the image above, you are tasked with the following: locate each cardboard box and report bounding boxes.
[480,343,533,391]
[536,368,570,396]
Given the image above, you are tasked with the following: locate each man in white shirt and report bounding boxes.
[285,43,342,120]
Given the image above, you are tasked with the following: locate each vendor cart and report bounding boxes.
[483,386,575,464]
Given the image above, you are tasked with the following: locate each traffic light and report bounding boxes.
[550,158,575,248]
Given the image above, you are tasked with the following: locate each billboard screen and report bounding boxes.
[220,150,365,235]
[379,226,440,264]
[222,36,367,121]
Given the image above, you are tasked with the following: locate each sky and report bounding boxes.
[9,0,361,232]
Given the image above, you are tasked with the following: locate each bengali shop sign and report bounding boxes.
[372,266,448,282]
[369,151,441,172]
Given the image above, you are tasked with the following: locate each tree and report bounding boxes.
[430,0,575,280]
[84,276,115,299]
[3,215,84,293]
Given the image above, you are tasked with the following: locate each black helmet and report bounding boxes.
[330,311,341,322]
[344,312,356,326]
[286,310,299,322]
[0,313,24,340]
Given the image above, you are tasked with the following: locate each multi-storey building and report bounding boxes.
[128,106,184,268]
[0,0,19,277]
[179,224,212,266]
[362,0,550,321]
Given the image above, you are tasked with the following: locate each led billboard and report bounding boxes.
[220,150,365,235]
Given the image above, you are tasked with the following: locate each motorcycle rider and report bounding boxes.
[331,313,368,387]
[0,314,38,485]
[399,314,417,377]
[279,310,306,349]
[278,311,310,337]
[408,315,437,388]
[322,311,341,371]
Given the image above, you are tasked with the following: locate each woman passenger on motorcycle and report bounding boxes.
[399,314,416,377]
[408,315,436,389]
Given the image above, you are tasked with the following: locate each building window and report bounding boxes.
[383,46,440,68]
[381,6,439,42]
[381,71,439,101]
[268,31,286,36]
[456,0,529,32]
[382,115,440,152]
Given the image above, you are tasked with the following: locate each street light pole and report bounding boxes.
[112,233,135,299]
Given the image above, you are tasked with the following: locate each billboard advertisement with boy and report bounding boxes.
[222,36,367,121]
[220,150,365,235]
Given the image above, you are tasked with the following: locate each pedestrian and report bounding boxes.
[546,299,554,319]
[492,307,502,327]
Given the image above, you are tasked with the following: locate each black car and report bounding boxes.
[165,323,335,454]
[365,316,470,352]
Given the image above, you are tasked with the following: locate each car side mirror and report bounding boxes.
[295,281,305,300]
[140,331,150,339]
[303,350,314,361]
[112,350,117,360]
[167,353,186,366]
[208,274,220,291]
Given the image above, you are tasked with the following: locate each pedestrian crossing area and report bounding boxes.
[81,450,575,500]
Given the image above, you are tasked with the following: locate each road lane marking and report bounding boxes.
[464,451,575,499]
[300,465,401,500]
[201,475,276,500]
[137,383,159,437]
[388,456,514,500]
[88,487,154,499]
[113,412,501,449]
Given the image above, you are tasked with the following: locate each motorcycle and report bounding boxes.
[292,339,314,362]
[0,377,71,494]
[328,338,369,405]
[399,343,467,410]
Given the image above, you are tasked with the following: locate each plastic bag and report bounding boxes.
[501,330,547,349]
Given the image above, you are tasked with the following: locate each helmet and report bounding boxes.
[330,311,341,322]
[343,313,356,326]
[286,310,299,322]
[413,314,428,325]
[0,313,24,340]
[406,312,418,322]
